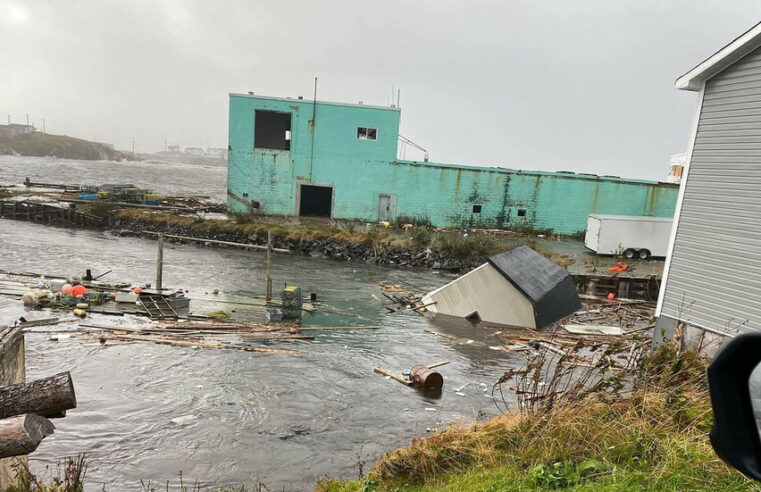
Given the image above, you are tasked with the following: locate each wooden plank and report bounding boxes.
[373,366,413,386]
[300,325,380,331]
[426,361,450,369]
[113,334,297,354]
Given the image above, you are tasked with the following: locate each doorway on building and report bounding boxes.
[377,194,396,222]
[299,185,333,217]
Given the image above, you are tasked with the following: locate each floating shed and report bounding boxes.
[422,246,581,328]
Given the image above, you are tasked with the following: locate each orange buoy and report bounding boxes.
[71,285,87,297]
[132,287,143,294]
[607,293,615,300]
[61,284,74,295]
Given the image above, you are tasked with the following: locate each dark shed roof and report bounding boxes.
[488,246,581,328]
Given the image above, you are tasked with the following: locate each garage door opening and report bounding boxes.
[299,185,333,217]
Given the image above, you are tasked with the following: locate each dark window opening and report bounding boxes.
[255,110,291,150]
[517,209,526,217]
[299,185,332,217]
[472,204,482,213]
[242,193,249,198]
[465,311,481,323]
[357,127,378,140]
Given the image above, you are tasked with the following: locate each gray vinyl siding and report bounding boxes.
[661,46,761,335]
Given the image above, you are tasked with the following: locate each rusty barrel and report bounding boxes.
[409,365,443,390]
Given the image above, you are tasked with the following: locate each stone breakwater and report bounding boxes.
[111,219,483,272]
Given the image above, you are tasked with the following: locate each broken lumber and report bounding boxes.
[426,361,450,369]
[0,413,55,458]
[373,366,413,386]
[300,325,380,331]
[0,372,76,419]
[113,334,297,354]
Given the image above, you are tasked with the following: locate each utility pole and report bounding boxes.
[25,114,29,126]
[132,137,135,160]
[155,234,164,291]
[164,137,167,152]
[42,118,45,133]
[265,230,272,302]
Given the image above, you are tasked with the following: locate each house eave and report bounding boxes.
[676,21,761,91]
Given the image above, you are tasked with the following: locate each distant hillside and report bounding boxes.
[0,132,129,161]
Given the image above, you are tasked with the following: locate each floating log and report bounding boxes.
[0,413,55,458]
[0,372,76,419]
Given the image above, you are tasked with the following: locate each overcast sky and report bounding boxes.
[1,1,759,180]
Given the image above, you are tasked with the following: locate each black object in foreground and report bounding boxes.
[707,333,761,481]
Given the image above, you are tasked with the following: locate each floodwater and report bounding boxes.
[0,155,664,489]
[0,220,522,491]
[0,155,227,200]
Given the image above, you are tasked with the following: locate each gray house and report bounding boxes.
[655,22,761,353]
[422,246,581,329]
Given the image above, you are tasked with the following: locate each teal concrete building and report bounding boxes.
[227,93,678,235]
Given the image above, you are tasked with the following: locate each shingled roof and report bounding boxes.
[488,246,581,328]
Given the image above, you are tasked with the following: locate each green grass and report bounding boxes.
[317,346,755,492]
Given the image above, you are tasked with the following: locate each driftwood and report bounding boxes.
[0,372,76,419]
[0,413,55,458]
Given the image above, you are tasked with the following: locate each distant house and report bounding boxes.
[422,246,580,328]
[185,147,205,157]
[206,147,228,159]
[656,21,761,353]
[0,124,35,138]
[167,145,180,152]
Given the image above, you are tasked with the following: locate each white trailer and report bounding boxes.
[584,215,673,259]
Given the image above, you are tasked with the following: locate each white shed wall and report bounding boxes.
[423,264,536,328]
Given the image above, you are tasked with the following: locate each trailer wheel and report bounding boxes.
[623,249,636,259]
[637,249,650,260]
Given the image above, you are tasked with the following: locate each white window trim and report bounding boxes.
[357,127,378,141]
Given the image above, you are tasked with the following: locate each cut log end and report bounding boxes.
[0,413,55,458]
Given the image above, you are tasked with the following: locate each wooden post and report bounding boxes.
[266,231,272,303]
[156,234,164,291]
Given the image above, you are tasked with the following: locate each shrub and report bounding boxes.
[436,233,500,261]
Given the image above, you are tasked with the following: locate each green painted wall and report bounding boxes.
[228,94,678,235]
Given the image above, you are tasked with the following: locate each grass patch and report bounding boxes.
[206,310,230,320]
[317,346,752,492]
[435,232,503,262]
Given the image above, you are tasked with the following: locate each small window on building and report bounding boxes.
[357,127,378,140]
[255,110,292,150]
[472,204,482,213]
[517,209,526,217]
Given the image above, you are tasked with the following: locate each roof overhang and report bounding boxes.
[676,21,761,91]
